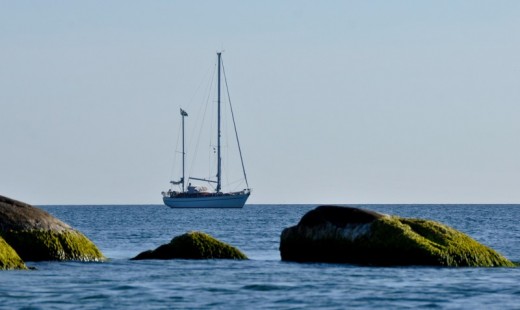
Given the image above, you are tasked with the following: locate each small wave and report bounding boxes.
[242,284,291,291]
[80,294,110,301]
[111,285,139,291]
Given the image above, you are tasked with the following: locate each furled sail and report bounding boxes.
[170,178,183,185]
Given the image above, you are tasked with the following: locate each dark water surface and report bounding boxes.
[2,204,520,309]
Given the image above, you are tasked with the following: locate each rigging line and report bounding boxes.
[188,63,214,155]
[189,62,216,180]
[186,64,215,114]
[221,58,250,189]
[185,61,214,166]
[220,89,230,189]
[227,178,245,192]
[170,63,212,187]
[207,63,217,182]
[169,120,183,186]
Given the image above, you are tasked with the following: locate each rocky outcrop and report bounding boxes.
[0,235,27,270]
[280,205,514,267]
[0,195,105,262]
[132,231,248,260]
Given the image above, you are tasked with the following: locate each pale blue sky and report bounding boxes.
[1,1,519,204]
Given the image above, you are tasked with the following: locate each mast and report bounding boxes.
[217,52,222,193]
[180,108,188,192]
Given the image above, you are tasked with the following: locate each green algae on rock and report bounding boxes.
[132,231,248,260]
[0,235,27,270]
[0,195,105,262]
[3,229,105,262]
[280,205,514,267]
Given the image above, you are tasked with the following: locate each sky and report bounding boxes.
[1,1,519,205]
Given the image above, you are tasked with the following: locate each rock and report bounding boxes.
[0,195,105,262]
[132,231,248,260]
[280,205,515,267]
[0,235,27,270]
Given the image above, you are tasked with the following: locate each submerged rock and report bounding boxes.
[0,235,27,270]
[0,195,105,262]
[132,231,248,260]
[280,205,514,267]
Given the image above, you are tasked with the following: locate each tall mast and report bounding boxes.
[216,52,222,193]
[180,108,188,192]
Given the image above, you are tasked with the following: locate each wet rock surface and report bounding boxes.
[0,195,105,262]
[133,231,248,260]
[280,205,514,267]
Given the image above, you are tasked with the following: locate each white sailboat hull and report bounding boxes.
[163,192,250,209]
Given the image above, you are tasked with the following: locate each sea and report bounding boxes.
[1,204,520,309]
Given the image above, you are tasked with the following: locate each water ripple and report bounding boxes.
[1,204,516,309]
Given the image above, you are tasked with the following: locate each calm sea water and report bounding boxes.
[2,204,520,309]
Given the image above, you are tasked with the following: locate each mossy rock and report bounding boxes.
[132,231,248,260]
[0,195,105,262]
[280,205,514,267]
[2,229,105,262]
[0,235,27,270]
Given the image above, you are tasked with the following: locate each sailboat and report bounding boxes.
[162,52,251,208]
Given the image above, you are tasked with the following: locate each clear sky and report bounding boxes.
[1,1,519,205]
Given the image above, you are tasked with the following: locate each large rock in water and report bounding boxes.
[0,235,27,270]
[280,205,515,267]
[0,195,105,262]
[132,231,248,260]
